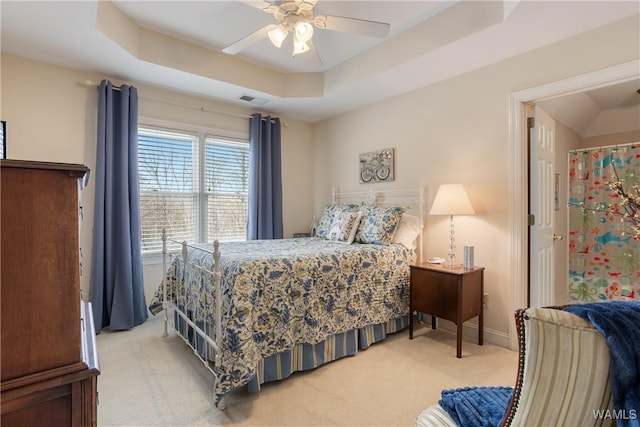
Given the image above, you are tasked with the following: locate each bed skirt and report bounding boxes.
[247,315,409,393]
[173,311,409,396]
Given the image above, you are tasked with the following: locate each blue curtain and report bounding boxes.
[89,80,147,333]
[247,113,283,239]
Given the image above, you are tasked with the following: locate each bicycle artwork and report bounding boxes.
[359,148,394,183]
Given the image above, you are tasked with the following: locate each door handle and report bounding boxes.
[552,234,563,241]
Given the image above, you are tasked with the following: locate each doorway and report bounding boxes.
[507,59,639,350]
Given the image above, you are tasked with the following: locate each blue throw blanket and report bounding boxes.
[565,301,640,427]
[439,386,513,427]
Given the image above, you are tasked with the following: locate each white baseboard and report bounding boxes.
[416,317,511,349]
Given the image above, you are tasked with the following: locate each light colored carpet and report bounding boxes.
[96,315,517,427]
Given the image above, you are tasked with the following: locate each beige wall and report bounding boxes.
[1,54,315,300]
[582,130,640,148]
[312,14,639,344]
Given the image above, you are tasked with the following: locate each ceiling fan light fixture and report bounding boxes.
[267,25,288,48]
[222,0,392,60]
[294,21,314,42]
[292,38,310,56]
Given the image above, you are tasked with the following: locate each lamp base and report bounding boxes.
[446,215,457,269]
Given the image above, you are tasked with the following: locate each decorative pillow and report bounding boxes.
[392,213,423,250]
[355,206,405,245]
[326,211,362,244]
[316,204,360,238]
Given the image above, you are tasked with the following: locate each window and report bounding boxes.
[1,121,5,159]
[138,126,249,253]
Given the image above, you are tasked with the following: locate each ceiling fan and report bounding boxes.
[222,0,391,57]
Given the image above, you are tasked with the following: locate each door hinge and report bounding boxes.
[527,117,535,128]
[528,214,535,226]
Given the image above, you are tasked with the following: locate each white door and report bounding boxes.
[529,106,557,307]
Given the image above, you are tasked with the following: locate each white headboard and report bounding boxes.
[331,187,426,262]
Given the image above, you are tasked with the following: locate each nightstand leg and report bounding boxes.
[456,323,462,358]
[431,315,436,329]
[479,271,484,345]
[479,311,484,346]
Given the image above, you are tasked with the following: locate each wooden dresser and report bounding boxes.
[1,160,99,426]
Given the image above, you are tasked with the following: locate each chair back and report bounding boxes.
[502,307,614,426]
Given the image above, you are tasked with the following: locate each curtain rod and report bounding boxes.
[81,80,285,126]
[568,141,639,154]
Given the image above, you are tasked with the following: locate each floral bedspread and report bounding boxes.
[149,237,413,404]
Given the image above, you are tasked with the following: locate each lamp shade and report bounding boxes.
[429,184,475,215]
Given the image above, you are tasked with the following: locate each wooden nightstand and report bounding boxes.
[409,263,484,358]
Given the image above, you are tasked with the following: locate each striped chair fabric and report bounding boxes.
[416,306,615,427]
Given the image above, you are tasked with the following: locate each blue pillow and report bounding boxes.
[355,206,405,245]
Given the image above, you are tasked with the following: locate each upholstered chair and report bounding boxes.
[416,306,615,427]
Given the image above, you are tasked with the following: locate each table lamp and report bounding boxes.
[429,184,475,266]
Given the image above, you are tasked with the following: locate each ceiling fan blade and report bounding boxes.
[314,15,390,38]
[222,25,275,55]
[307,38,323,67]
[238,0,278,14]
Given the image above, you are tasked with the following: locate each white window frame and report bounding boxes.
[138,117,249,264]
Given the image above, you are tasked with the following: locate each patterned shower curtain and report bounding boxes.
[568,144,640,302]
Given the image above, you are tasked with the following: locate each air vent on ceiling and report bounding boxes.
[239,95,269,106]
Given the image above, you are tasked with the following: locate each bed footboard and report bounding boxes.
[161,229,227,409]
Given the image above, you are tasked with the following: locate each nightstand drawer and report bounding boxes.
[410,269,458,321]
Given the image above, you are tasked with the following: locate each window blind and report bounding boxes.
[0,121,5,159]
[205,137,249,242]
[138,128,198,252]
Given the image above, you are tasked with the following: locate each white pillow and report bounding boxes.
[392,213,423,250]
[326,211,362,244]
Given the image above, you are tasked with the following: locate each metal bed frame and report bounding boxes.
[159,187,426,409]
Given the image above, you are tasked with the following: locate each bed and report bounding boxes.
[148,188,425,409]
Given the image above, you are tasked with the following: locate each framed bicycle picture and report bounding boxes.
[359,148,394,183]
